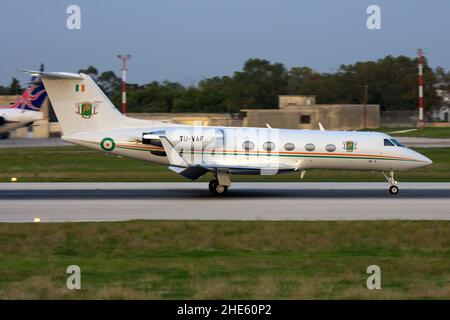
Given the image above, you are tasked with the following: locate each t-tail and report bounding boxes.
[23,71,154,136]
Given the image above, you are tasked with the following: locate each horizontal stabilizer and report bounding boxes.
[23,70,84,80]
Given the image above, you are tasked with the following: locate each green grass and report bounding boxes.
[0,146,448,182]
[364,127,450,139]
[0,221,448,299]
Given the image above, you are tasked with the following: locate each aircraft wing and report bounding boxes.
[201,163,295,171]
[168,166,210,180]
[159,136,189,167]
[161,135,296,179]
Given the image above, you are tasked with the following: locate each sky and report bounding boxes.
[0,0,449,86]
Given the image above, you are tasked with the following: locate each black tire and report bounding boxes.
[208,179,228,195]
[0,132,10,140]
[209,179,218,193]
[389,185,399,195]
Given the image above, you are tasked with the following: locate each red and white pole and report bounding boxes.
[417,49,424,129]
[117,54,131,114]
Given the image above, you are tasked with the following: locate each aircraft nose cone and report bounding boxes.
[416,153,433,166]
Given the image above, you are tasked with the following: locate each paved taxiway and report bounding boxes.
[0,138,70,148]
[396,137,450,148]
[0,182,449,222]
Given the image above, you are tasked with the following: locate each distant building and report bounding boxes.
[432,90,450,122]
[128,113,241,127]
[0,95,19,106]
[241,95,380,130]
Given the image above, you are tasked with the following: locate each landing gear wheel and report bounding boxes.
[389,185,399,195]
[208,179,228,195]
[383,171,399,195]
[214,184,228,195]
[209,179,218,193]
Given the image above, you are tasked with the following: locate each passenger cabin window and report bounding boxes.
[305,143,316,152]
[384,139,395,146]
[263,141,275,151]
[242,141,255,151]
[325,144,336,152]
[284,143,295,151]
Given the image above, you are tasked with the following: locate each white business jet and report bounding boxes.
[26,70,432,195]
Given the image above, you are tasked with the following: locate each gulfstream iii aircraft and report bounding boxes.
[27,70,432,195]
[0,76,47,139]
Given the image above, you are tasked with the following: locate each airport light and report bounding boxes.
[117,54,131,114]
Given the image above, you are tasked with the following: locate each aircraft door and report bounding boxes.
[214,128,225,150]
[202,128,224,165]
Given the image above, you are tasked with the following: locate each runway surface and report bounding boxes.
[0,138,70,148]
[396,137,450,148]
[1,182,449,222]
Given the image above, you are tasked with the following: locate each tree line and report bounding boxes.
[2,56,450,112]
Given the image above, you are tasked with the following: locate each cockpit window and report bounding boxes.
[391,139,404,147]
[384,139,395,146]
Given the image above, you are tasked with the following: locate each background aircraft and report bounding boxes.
[0,73,47,139]
[28,70,433,195]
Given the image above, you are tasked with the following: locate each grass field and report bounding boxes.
[367,127,450,139]
[0,221,448,299]
[0,146,448,182]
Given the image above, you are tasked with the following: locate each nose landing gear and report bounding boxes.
[383,171,399,195]
[389,185,399,195]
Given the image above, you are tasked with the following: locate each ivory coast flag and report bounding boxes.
[75,84,85,92]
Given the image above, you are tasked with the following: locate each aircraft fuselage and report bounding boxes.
[0,108,43,134]
[63,125,432,173]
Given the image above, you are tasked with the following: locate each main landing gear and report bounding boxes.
[383,170,399,195]
[209,179,228,195]
[209,169,231,195]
